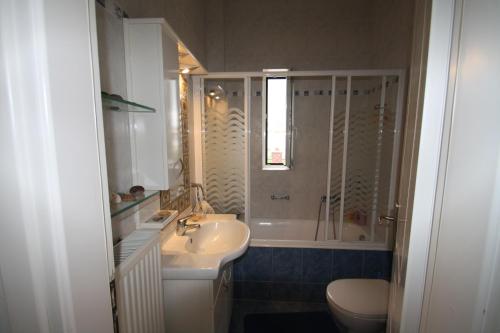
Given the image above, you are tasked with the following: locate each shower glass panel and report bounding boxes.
[374,75,400,243]
[326,77,347,241]
[340,76,398,242]
[202,79,246,220]
[250,76,332,241]
[198,71,403,247]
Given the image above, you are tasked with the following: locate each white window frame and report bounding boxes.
[261,75,293,170]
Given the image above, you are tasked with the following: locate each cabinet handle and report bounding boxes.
[222,267,232,291]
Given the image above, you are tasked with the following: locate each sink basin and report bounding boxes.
[185,220,247,254]
[161,214,250,279]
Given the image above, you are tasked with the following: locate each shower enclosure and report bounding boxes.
[201,79,247,220]
[192,70,405,249]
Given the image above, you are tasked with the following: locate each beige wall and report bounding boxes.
[104,0,415,74]
[206,0,415,72]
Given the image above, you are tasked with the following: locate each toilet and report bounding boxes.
[326,279,389,333]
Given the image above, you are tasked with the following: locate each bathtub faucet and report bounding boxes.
[271,193,290,200]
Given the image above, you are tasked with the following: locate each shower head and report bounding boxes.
[207,84,226,100]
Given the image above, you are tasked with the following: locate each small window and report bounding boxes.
[263,77,292,169]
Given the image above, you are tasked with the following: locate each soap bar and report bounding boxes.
[156,210,174,217]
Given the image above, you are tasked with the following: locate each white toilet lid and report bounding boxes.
[327,279,389,319]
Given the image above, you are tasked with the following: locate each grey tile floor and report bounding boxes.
[229,299,330,333]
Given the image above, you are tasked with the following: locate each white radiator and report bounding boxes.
[114,230,164,333]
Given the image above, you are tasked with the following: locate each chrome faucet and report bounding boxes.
[176,214,201,236]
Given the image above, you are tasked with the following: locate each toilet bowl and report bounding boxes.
[326,279,389,333]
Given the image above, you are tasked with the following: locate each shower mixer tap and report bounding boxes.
[271,193,290,200]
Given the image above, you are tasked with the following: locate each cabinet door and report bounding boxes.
[124,19,184,191]
[214,265,233,333]
[124,20,169,190]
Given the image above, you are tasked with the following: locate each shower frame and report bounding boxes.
[192,69,406,250]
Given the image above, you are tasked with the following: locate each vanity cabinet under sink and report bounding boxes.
[161,215,250,333]
[163,264,233,333]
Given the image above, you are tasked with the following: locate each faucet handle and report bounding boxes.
[176,214,201,236]
[178,213,198,225]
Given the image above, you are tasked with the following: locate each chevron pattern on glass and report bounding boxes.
[202,80,246,215]
[328,77,347,240]
[342,77,384,241]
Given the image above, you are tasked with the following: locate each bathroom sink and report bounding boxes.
[161,214,250,279]
[185,220,248,254]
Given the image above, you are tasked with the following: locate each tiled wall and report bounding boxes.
[111,194,160,243]
[205,0,414,71]
[121,0,207,67]
[233,247,392,303]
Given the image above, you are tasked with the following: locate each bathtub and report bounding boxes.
[249,218,390,250]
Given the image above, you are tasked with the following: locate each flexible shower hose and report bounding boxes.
[314,197,324,241]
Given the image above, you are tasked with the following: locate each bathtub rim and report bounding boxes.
[249,217,391,250]
[250,238,391,251]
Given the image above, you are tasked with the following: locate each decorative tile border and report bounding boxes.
[180,74,191,190]
[233,247,392,303]
[158,75,192,213]
[159,189,190,212]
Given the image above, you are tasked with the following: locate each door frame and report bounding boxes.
[0,0,114,331]
[417,0,500,330]
[387,0,487,331]
[388,0,460,332]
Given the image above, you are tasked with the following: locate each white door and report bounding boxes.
[418,0,500,330]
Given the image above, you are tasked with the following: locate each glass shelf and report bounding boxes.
[110,190,160,217]
[101,92,156,113]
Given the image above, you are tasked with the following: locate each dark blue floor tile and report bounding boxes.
[234,281,244,299]
[301,283,328,303]
[243,247,273,281]
[332,249,364,279]
[233,256,245,281]
[302,249,332,283]
[363,250,393,280]
[243,311,337,333]
[271,282,303,302]
[272,248,302,282]
[242,281,273,300]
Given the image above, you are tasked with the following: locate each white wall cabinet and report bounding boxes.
[124,18,183,191]
[163,264,233,333]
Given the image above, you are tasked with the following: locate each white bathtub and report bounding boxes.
[249,218,390,250]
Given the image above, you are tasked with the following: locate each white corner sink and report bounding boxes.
[161,214,250,280]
